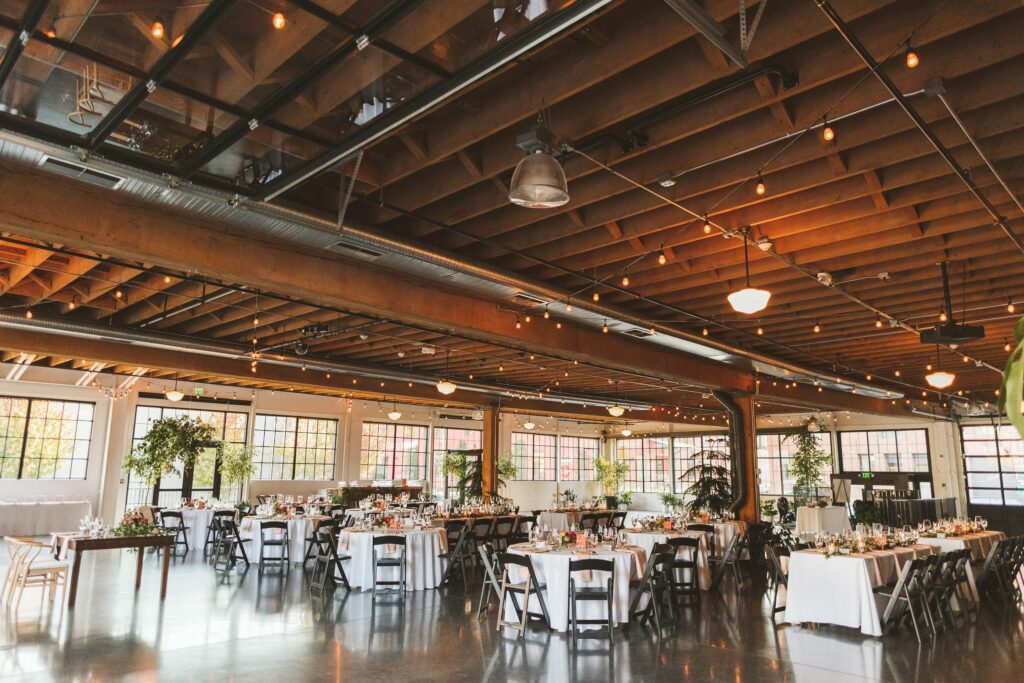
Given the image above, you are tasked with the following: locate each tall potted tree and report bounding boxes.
[786,419,832,507]
[442,450,518,504]
[679,448,732,518]
[594,455,629,509]
[1000,316,1024,439]
[124,416,222,486]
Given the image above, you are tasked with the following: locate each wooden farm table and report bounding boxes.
[59,534,175,608]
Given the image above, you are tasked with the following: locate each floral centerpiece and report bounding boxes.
[272,500,291,517]
[112,510,169,538]
[636,515,671,532]
[557,529,578,547]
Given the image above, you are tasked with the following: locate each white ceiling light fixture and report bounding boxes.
[607,404,625,417]
[806,416,820,432]
[436,349,457,395]
[523,416,536,430]
[925,346,955,389]
[165,379,184,402]
[727,227,771,315]
[388,402,402,421]
[621,427,632,436]
[508,126,569,208]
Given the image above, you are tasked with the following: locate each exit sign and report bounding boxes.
[193,387,205,396]
[860,472,871,479]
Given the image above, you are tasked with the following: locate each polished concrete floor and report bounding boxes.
[0,547,1022,682]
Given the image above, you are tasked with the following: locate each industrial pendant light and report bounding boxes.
[508,126,569,208]
[523,415,536,430]
[806,416,820,432]
[165,379,184,402]
[388,401,402,421]
[620,426,632,437]
[925,346,955,389]
[727,228,771,314]
[436,349,457,395]
[606,381,625,417]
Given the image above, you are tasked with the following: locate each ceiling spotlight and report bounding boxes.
[607,404,625,417]
[272,11,286,29]
[508,128,569,208]
[657,173,676,188]
[905,46,919,68]
[727,229,771,314]
[754,174,766,196]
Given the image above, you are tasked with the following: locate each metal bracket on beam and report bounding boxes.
[663,0,748,68]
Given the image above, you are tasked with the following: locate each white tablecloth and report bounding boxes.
[506,543,644,632]
[239,515,326,563]
[0,500,92,536]
[163,508,214,550]
[784,545,935,636]
[917,530,1004,561]
[796,506,851,536]
[536,511,579,532]
[338,527,446,591]
[624,530,712,590]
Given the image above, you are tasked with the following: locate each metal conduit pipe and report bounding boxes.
[0,311,649,411]
[711,390,749,515]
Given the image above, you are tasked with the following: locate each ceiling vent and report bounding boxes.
[326,238,384,261]
[511,291,547,305]
[621,327,653,338]
[37,156,124,190]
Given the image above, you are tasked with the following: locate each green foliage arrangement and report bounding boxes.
[618,490,633,506]
[123,416,222,485]
[219,444,256,485]
[112,510,168,538]
[679,449,732,518]
[593,456,629,496]
[442,450,517,503]
[786,420,832,506]
[999,316,1024,439]
[659,492,684,512]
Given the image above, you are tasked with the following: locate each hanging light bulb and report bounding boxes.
[524,314,532,323]
[25,309,33,319]
[592,290,600,302]
[1005,338,1013,353]
[602,321,609,334]
[436,350,457,395]
[1008,297,1016,314]
[821,118,835,142]
[905,46,919,68]
[702,216,712,234]
[702,326,709,336]
[151,19,165,39]
[875,315,883,329]
[813,321,821,334]
[515,316,522,330]
[621,271,630,287]
[565,300,573,312]
[543,307,550,319]
[939,310,948,322]
[658,252,667,265]
[756,326,764,335]
[272,11,286,29]
[508,147,569,208]
[727,229,771,314]
[755,174,766,196]
[894,369,901,377]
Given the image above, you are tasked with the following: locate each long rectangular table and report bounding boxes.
[0,500,92,536]
[57,534,175,608]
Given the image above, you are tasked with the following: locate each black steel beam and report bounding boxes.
[289,0,451,79]
[255,0,614,201]
[0,0,50,92]
[176,0,426,178]
[85,0,237,151]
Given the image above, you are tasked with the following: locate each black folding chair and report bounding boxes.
[211,518,251,569]
[568,558,615,645]
[204,510,236,556]
[627,550,676,629]
[159,511,190,556]
[492,516,517,551]
[439,520,471,587]
[372,535,407,596]
[511,515,536,544]
[766,544,789,619]
[496,552,552,636]
[666,536,701,599]
[258,520,290,574]
[302,518,338,566]
[309,531,351,596]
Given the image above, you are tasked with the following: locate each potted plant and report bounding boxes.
[1000,316,1024,439]
[220,443,255,487]
[618,490,633,510]
[124,416,222,485]
[786,420,833,507]
[659,492,684,514]
[593,455,629,509]
[678,449,732,519]
[442,450,518,504]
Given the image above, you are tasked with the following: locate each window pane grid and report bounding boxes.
[510,432,557,481]
[757,432,833,497]
[558,436,600,481]
[359,422,429,481]
[838,429,929,474]
[674,434,730,494]
[431,427,482,495]
[0,396,94,480]
[962,425,1024,506]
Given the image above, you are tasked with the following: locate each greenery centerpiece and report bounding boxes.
[593,455,629,508]
[679,448,732,519]
[659,492,684,513]
[112,509,168,537]
[786,419,833,507]
[123,416,223,485]
[441,449,518,504]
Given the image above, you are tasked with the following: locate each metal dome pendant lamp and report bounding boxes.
[508,124,569,209]
[727,227,771,315]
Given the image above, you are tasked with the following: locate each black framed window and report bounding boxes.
[558,436,600,481]
[757,431,833,497]
[510,432,557,480]
[359,422,429,480]
[431,427,482,495]
[0,396,94,480]
[252,414,337,480]
[614,437,671,493]
[838,429,930,474]
[961,424,1024,506]
[673,434,730,494]
[126,406,248,508]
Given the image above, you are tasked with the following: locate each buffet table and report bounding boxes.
[0,499,92,537]
[326,485,424,509]
[536,510,581,532]
[505,543,645,632]
[916,530,1004,561]
[795,506,851,536]
[784,545,937,636]
[339,527,446,591]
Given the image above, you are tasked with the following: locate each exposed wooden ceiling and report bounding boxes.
[0,0,1021,420]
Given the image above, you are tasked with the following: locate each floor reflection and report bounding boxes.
[0,548,1020,681]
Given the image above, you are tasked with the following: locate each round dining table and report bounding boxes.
[338,527,447,591]
[505,542,645,632]
[239,515,327,563]
[623,529,712,590]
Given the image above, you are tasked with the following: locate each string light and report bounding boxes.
[894,369,901,377]
[543,306,550,320]
[875,315,883,328]
[524,314,531,323]
[939,310,948,322]
[515,316,522,330]
[621,271,630,287]
[565,300,572,312]
[163,275,171,284]
[813,321,821,334]
[754,173,766,196]
[821,118,835,142]
[756,326,764,335]
[556,322,562,329]
[1005,338,1013,353]
[701,327,709,336]
[272,11,286,29]
[658,252,667,265]
[602,320,609,334]
[1008,297,1016,314]
[905,46,919,68]
[702,216,712,234]
[25,309,33,319]
[151,19,165,39]
[592,290,600,302]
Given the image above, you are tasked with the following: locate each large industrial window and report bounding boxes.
[615,437,671,493]
[961,424,1024,506]
[558,436,601,481]
[359,422,429,481]
[757,431,833,497]
[0,396,94,480]
[252,414,337,480]
[838,429,930,474]
[510,432,557,481]
[431,427,482,495]
[673,434,730,494]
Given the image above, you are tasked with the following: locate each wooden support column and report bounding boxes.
[713,391,759,525]
[481,405,499,501]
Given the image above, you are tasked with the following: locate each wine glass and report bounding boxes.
[814,532,825,550]
[981,518,988,530]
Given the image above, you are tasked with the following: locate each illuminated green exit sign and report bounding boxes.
[193,387,205,396]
